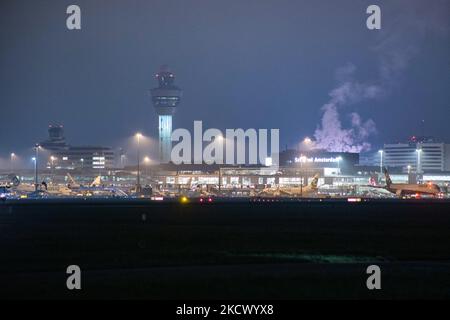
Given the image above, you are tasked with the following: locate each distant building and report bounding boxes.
[383,136,450,173]
[40,125,115,170]
[40,125,67,150]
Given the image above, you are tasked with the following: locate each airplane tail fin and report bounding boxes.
[8,174,20,187]
[383,167,392,187]
[67,173,77,186]
[310,174,319,190]
[90,176,102,187]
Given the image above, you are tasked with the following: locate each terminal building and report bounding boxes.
[40,125,115,170]
[279,149,359,175]
[383,137,450,173]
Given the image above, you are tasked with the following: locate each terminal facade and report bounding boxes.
[383,137,450,173]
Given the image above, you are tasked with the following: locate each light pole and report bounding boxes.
[378,150,383,174]
[217,135,224,192]
[32,157,36,188]
[34,144,40,191]
[416,149,422,174]
[135,133,142,192]
[121,154,126,168]
[80,158,84,170]
[299,155,306,197]
[10,153,15,172]
[337,156,343,174]
[50,156,56,176]
[144,156,150,178]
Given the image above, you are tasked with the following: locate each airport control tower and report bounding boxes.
[151,65,182,163]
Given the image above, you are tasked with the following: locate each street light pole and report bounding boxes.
[34,144,40,191]
[378,150,383,183]
[378,150,383,174]
[136,133,142,192]
[218,167,222,193]
[144,156,150,178]
[416,149,422,175]
[50,156,55,176]
[300,159,303,198]
[10,153,15,172]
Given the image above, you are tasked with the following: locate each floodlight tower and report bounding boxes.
[151,65,182,163]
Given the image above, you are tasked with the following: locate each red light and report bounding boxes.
[208,198,213,202]
[199,198,204,203]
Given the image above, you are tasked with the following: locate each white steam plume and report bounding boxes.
[314,64,380,152]
[313,0,449,153]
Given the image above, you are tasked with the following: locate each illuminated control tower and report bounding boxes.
[151,65,182,163]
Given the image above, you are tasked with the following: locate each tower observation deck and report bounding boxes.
[151,65,182,163]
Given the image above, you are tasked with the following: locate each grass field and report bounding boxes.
[1,199,449,299]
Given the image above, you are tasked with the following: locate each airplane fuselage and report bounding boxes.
[388,183,441,196]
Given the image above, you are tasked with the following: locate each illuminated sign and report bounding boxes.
[294,156,342,163]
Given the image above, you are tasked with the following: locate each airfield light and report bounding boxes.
[180,196,189,204]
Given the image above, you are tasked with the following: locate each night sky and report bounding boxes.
[0,0,449,160]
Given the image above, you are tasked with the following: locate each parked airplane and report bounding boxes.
[383,167,441,197]
[67,173,102,189]
[0,174,36,193]
[258,174,320,197]
[66,173,128,197]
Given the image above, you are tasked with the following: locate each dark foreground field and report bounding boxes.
[0,198,449,299]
